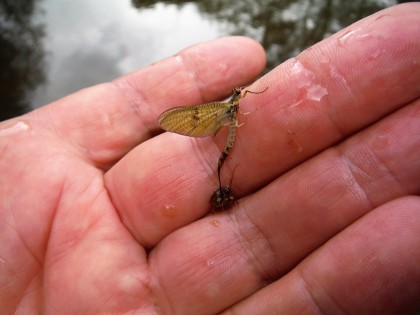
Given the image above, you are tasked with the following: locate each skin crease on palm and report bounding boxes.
[0,3,419,315]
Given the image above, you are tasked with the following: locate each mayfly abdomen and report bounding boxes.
[217,104,239,189]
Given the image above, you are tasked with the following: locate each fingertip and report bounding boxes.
[178,36,266,99]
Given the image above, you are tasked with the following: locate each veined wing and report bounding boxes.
[158,102,232,137]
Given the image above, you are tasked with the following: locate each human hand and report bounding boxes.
[1,3,419,314]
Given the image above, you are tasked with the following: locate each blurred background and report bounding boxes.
[0,0,409,121]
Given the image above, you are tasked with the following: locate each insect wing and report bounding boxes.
[158,102,232,137]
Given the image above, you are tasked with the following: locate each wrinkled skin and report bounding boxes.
[1,4,419,315]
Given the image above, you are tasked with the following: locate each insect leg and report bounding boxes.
[242,86,268,98]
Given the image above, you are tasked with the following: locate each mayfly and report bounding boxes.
[158,86,267,204]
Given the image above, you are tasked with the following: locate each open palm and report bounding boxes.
[1,4,419,315]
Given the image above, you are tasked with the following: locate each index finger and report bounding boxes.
[27,37,266,168]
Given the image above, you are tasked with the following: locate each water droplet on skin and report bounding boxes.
[288,59,328,105]
[329,65,349,88]
[210,220,221,227]
[0,121,30,137]
[162,204,176,217]
[356,33,374,42]
[306,84,328,102]
[174,54,183,64]
[337,29,360,47]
